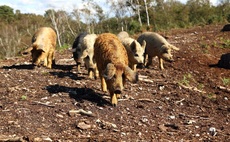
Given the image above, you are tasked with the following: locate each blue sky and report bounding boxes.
[0,0,219,16]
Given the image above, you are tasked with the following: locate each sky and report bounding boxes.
[0,0,219,16]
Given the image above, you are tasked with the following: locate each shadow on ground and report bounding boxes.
[46,84,110,106]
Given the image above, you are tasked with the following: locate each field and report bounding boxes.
[0,24,229,142]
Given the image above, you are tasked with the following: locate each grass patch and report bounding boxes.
[179,73,194,86]
[219,37,230,49]
[58,43,71,52]
[221,77,230,86]
[21,95,27,100]
[206,93,217,100]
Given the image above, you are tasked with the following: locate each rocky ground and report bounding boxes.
[0,24,229,142]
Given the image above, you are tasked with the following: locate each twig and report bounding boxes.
[179,84,206,94]
[138,77,154,83]
[56,58,74,63]
[218,86,230,92]
[32,101,55,108]
[69,109,95,117]
[138,75,148,79]
[180,113,212,120]
[138,75,154,83]
[175,98,185,104]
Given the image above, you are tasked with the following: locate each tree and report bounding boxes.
[218,0,230,22]
[186,0,213,25]
[144,0,150,27]
[126,0,143,27]
[72,9,83,32]
[45,9,62,47]
[107,0,129,31]
[0,5,14,22]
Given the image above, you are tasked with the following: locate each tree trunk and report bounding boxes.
[50,10,62,47]
[136,0,142,27]
[144,0,150,27]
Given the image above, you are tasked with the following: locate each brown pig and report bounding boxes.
[22,27,57,68]
[94,33,138,106]
[137,32,179,70]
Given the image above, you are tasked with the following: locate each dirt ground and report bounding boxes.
[0,24,229,142]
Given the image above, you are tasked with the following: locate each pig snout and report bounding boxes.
[162,54,174,62]
[165,58,174,62]
[74,57,82,67]
[137,63,144,69]
[114,88,122,94]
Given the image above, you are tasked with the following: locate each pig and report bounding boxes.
[117,31,129,39]
[217,53,230,69]
[71,33,98,79]
[119,37,146,71]
[221,24,230,32]
[137,32,179,70]
[22,27,57,69]
[82,34,99,79]
[94,33,138,106]
[71,32,88,71]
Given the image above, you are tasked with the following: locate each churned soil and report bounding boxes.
[0,24,229,142]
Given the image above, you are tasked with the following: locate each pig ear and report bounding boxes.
[160,45,168,53]
[168,44,179,51]
[124,66,138,83]
[130,40,137,52]
[36,44,45,52]
[142,40,146,49]
[21,46,33,56]
[103,63,116,80]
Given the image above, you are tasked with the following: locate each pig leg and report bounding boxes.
[133,64,137,72]
[144,53,148,66]
[43,57,48,67]
[77,63,81,72]
[93,68,99,79]
[111,93,118,106]
[158,57,164,70]
[52,51,56,66]
[100,76,107,92]
[88,69,93,79]
[145,55,153,68]
[47,52,54,69]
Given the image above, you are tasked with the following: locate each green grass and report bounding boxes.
[21,95,27,100]
[57,43,71,52]
[221,77,230,86]
[179,73,193,86]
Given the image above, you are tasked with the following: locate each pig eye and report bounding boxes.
[134,53,139,57]
[163,49,168,53]
[113,75,117,79]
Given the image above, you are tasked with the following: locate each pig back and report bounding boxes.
[94,33,129,71]
[32,27,57,52]
[137,32,167,56]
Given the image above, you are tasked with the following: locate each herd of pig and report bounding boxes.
[22,27,180,106]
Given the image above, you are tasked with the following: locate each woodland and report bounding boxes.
[0,1,230,141]
[0,0,230,59]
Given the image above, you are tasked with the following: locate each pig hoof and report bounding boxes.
[112,103,117,107]
[111,94,118,106]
